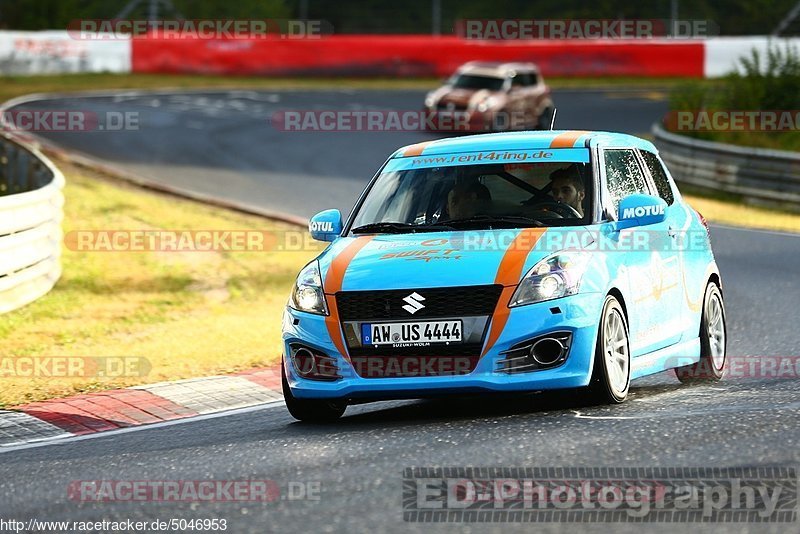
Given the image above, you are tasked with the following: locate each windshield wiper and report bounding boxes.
[444,215,545,229]
[351,222,454,234]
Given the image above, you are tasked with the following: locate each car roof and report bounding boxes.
[457,61,540,77]
[393,130,657,158]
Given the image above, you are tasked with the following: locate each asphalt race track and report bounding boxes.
[9,89,667,218]
[2,90,799,533]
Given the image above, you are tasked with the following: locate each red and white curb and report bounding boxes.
[0,366,283,447]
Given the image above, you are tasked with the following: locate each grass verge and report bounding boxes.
[0,161,322,407]
[683,191,800,233]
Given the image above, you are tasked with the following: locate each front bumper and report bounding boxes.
[282,292,603,400]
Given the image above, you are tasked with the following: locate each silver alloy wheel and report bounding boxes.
[604,306,629,397]
[706,291,726,369]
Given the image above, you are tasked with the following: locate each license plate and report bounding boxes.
[361,320,462,346]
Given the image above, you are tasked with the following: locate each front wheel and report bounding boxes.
[675,282,727,383]
[282,362,347,422]
[586,295,631,404]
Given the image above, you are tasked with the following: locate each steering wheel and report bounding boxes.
[527,200,582,219]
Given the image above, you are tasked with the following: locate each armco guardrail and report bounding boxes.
[0,133,64,314]
[653,123,800,210]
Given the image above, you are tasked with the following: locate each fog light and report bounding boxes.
[529,338,565,365]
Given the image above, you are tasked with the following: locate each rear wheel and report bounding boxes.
[587,295,631,404]
[675,282,726,383]
[282,362,347,422]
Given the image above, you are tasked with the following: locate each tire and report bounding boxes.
[282,362,347,422]
[587,295,631,404]
[675,282,726,383]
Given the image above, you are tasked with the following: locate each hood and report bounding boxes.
[319,229,566,292]
[432,87,499,110]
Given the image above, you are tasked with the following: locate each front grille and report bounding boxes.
[336,285,502,321]
[436,101,468,111]
[336,285,500,378]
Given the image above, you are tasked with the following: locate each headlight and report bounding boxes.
[476,97,497,113]
[509,251,591,307]
[424,94,436,108]
[289,260,328,315]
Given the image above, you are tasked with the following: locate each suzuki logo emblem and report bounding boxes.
[402,292,426,314]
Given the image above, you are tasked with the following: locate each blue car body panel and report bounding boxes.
[283,131,721,400]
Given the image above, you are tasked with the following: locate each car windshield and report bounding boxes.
[450,74,505,91]
[349,155,594,234]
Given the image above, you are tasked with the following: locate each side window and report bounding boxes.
[603,149,649,212]
[511,75,524,88]
[641,151,675,205]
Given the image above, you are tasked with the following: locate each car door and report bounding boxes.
[602,148,683,357]
[639,149,690,344]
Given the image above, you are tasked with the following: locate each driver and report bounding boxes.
[447,181,491,220]
[549,165,585,217]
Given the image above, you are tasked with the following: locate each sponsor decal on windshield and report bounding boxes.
[385,148,590,171]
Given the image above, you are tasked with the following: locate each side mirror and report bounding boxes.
[308,209,343,242]
[616,194,667,230]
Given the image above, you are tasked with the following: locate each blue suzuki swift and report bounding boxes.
[281,131,727,421]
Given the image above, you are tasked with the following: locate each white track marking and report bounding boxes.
[0,399,286,455]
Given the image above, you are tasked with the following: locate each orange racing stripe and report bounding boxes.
[323,236,375,361]
[549,130,589,148]
[402,141,434,157]
[482,228,546,356]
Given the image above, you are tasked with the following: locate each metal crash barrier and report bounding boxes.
[654,123,800,211]
[0,133,64,314]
